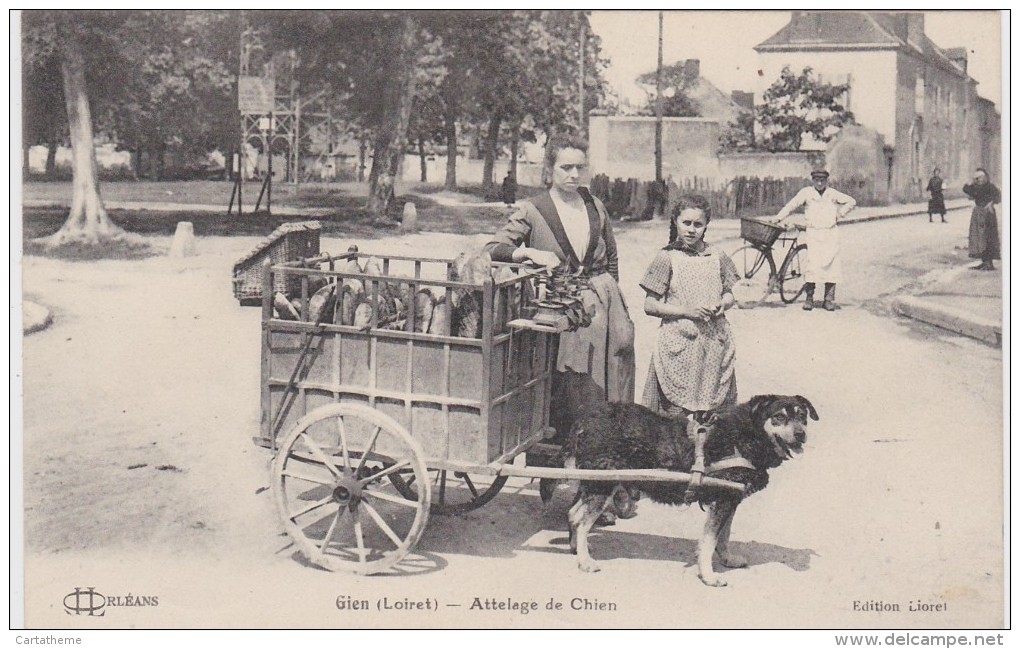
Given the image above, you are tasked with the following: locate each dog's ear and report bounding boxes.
[795,395,819,421]
[748,394,777,418]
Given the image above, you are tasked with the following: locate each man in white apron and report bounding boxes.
[774,169,857,311]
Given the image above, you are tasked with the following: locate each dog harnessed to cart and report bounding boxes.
[682,412,755,505]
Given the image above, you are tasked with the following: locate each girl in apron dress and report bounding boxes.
[640,195,740,419]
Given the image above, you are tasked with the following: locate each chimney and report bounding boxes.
[906,13,924,45]
[731,91,754,110]
[946,46,968,73]
[683,59,701,81]
[889,13,909,43]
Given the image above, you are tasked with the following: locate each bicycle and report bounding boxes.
[729,217,807,307]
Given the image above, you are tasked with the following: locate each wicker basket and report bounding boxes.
[740,218,784,247]
[232,221,321,303]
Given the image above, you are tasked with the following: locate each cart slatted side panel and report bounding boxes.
[256,255,554,467]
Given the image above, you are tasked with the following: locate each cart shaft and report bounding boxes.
[497,464,746,493]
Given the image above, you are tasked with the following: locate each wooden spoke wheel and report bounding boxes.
[390,469,508,515]
[272,404,431,574]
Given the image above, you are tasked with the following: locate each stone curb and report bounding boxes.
[892,294,1001,346]
[23,301,53,335]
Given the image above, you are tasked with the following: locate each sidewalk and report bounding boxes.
[892,264,1003,346]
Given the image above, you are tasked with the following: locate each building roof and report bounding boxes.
[757,12,901,49]
[756,11,971,81]
[633,59,745,123]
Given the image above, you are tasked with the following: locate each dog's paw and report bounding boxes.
[578,559,602,573]
[717,551,748,569]
[698,572,728,587]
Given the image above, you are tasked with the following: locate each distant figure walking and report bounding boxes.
[963,168,1001,271]
[501,170,517,207]
[773,169,856,311]
[926,168,947,223]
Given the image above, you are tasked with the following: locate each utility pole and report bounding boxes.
[578,12,586,133]
[655,11,664,184]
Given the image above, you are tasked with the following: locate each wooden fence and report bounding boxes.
[590,174,885,220]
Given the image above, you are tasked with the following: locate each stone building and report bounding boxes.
[755,11,1000,201]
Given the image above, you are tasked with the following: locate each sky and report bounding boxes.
[589,11,1003,109]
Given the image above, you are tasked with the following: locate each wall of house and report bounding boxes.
[825,124,890,203]
[892,50,983,200]
[588,115,722,181]
[977,98,1001,182]
[755,49,900,144]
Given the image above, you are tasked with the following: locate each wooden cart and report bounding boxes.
[257,250,743,574]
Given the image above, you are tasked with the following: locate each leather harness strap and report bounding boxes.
[706,455,755,474]
[682,414,756,504]
[683,414,710,505]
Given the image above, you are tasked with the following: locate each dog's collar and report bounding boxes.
[706,454,755,474]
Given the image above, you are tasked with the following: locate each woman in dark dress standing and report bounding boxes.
[485,135,636,439]
[963,168,1001,271]
[926,167,947,223]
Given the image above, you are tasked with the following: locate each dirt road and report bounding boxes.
[19,222,1003,629]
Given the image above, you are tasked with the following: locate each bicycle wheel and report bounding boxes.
[730,244,776,307]
[778,244,808,304]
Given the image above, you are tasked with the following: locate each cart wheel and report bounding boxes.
[730,244,776,307]
[390,470,509,515]
[778,244,808,304]
[272,403,431,574]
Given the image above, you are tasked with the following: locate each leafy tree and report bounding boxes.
[263,10,432,218]
[465,10,606,189]
[21,50,66,177]
[94,11,236,179]
[23,10,127,246]
[756,65,855,152]
[405,24,448,183]
[636,61,701,117]
[719,111,756,152]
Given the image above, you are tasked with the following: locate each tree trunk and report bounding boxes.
[45,141,58,178]
[443,105,457,190]
[481,111,502,191]
[23,145,30,178]
[366,14,418,219]
[156,145,166,181]
[43,16,123,246]
[418,136,427,182]
[509,121,520,182]
[132,148,142,180]
[358,139,367,183]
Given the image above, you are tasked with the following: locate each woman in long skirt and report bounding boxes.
[963,168,1001,271]
[926,168,947,223]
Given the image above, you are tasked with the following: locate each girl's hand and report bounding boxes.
[684,306,716,321]
[719,293,735,314]
[514,247,560,268]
